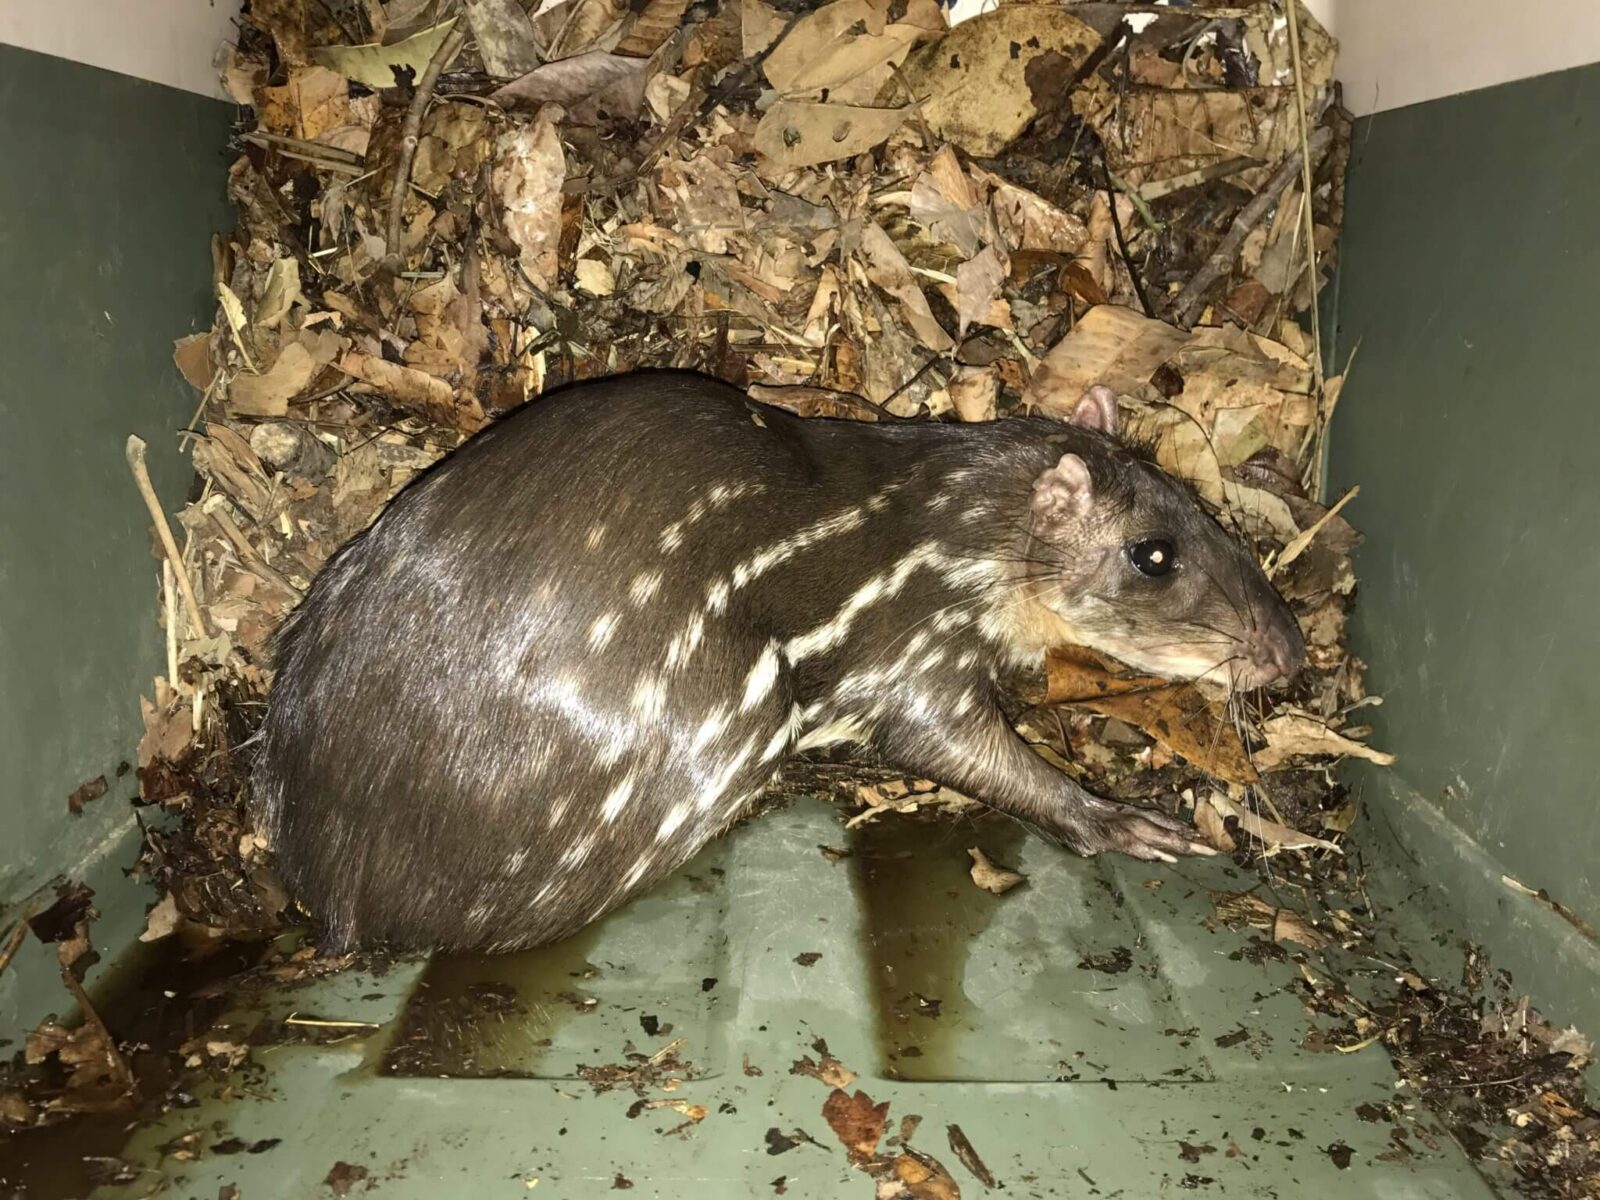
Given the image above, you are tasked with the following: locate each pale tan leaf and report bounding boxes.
[897,5,1099,156]
[310,18,459,89]
[1026,304,1186,413]
[968,847,1026,895]
[752,101,908,175]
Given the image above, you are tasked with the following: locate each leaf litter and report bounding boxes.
[2,1,1595,1195]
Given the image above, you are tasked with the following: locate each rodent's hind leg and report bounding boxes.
[869,698,1216,863]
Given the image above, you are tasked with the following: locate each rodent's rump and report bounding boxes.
[255,371,1304,952]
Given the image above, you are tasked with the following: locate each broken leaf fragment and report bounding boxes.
[968,847,1026,895]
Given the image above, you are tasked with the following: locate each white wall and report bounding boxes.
[0,1,241,98]
[1310,0,1600,115]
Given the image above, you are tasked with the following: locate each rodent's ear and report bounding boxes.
[1031,453,1094,528]
[1069,385,1119,435]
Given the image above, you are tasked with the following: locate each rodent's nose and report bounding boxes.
[1246,623,1304,686]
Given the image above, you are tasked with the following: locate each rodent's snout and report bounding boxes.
[1237,620,1305,689]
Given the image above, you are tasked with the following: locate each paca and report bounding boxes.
[254,371,1303,951]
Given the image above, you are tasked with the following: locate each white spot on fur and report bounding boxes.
[664,612,708,671]
[917,648,947,674]
[690,706,732,755]
[658,802,690,841]
[760,705,805,762]
[585,523,607,550]
[561,837,595,868]
[631,675,666,721]
[507,847,530,872]
[957,650,980,669]
[629,570,664,605]
[623,859,651,888]
[794,712,873,752]
[546,791,572,827]
[928,490,954,511]
[589,611,620,650]
[696,735,757,810]
[741,641,783,712]
[659,522,685,553]
[601,773,637,822]
[951,687,977,717]
[705,578,730,614]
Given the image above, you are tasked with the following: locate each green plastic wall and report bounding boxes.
[1330,63,1600,1024]
[0,45,231,950]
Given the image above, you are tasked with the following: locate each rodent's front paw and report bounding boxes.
[1061,800,1219,864]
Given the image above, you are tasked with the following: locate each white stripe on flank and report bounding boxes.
[741,641,783,712]
[784,542,938,661]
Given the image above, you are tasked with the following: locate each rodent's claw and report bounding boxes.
[1065,800,1216,862]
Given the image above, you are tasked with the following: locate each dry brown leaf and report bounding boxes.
[1206,793,1340,854]
[492,50,648,122]
[896,5,1098,156]
[616,0,689,57]
[947,365,997,422]
[792,1051,856,1089]
[493,106,566,294]
[968,848,1026,895]
[229,328,346,419]
[256,67,351,140]
[752,101,909,175]
[954,245,1005,337]
[1026,304,1186,412]
[310,18,460,89]
[763,0,934,106]
[464,0,542,77]
[1043,645,1259,786]
[139,894,182,943]
[970,164,1089,255]
[1255,713,1395,772]
[860,222,952,352]
[338,350,486,433]
[1194,801,1236,852]
[883,1150,963,1200]
[172,333,218,394]
[546,0,626,60]
[909,146,982,256]
[822,1088,890,1161]
[138,693,193,769]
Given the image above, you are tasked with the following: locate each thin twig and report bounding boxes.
[385,22,468,272]
[126,437,209,638]
[1099,144,1153,318]
[1169,124,1333,328]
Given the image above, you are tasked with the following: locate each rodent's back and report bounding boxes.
[255,373,931,949]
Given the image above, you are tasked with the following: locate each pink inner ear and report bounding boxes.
[1031,452,1094,526]
[1071,385,1119,435]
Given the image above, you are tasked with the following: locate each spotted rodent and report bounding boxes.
[255,371,1303,952]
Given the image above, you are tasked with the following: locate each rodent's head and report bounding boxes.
[1024,387,1305,693]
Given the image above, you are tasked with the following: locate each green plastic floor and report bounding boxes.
[19,799,1503,1198]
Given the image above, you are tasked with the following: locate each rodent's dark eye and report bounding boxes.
[1128,538,1177,577]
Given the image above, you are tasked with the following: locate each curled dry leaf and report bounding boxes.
[1043,645,1259,786]
[1255,713,1395,772]
[1206,793,1340,855]
[968,847,1026,895]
